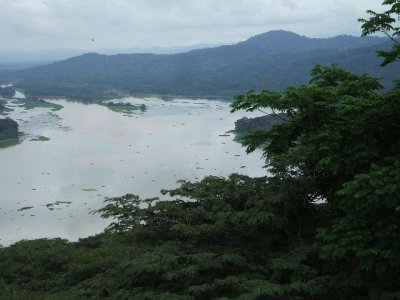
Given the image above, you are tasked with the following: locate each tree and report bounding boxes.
[0,118,18,140]
[91,175,323,299]
[232,63,400,298]
[359,0,400,65]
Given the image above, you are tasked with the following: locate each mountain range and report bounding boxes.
[0,30,397,100]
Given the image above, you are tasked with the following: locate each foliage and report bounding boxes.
[0,118,18,140]
[0,98,12,115]
[317,157,400,298]
[359,0,400,65]
[0,137,19,148]
[0,100,5,113]
[0,175,326,299]
[13,97,63,111]
[102,102,146,114]
[231,63,400,298]
[30,136,50,142]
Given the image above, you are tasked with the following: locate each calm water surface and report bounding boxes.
[0,96,266,245]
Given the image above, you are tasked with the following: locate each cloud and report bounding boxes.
[0,0,386,52]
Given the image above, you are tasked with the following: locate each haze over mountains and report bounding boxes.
[0,44,220,65]
[0,30,396,100]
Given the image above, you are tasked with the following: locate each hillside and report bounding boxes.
[0,30,396,100]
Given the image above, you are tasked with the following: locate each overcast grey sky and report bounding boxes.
[0,0,385,52]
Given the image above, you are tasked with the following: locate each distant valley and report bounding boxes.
[0,30,397,100]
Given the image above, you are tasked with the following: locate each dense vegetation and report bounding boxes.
[0,99,7,114]
[103,102,146,114]
[0,118,18,140]
[13,97,63,111]
[0,31,398,100]
[1,1,400,299]
[0,118,19,148]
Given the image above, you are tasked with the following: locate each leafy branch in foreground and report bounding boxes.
[232,62,400,298]
[359,0,400,65]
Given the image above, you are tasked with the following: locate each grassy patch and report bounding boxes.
[0,98,13,115]
[30,136,50,142]
[101,102,146,114]
[82,188,97,192]
[17,206,34,212]
[0,137,19,149]
[13,98,63,111]
[45,201,72,211]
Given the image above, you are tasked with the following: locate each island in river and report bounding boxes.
[0,118,19,148]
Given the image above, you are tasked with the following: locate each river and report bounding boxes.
[0,95,266,245]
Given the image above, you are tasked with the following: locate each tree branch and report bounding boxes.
[382,29,400,45]
[271,108,289,122]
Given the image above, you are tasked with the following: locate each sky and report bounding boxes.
[0,0,385,52]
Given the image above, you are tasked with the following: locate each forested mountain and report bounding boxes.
[0,30,396,100]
